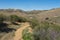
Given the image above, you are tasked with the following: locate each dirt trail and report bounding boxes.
[13,22,32,40]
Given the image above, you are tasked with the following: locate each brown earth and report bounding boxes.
[13,22,32,40]
[0,22,32,40]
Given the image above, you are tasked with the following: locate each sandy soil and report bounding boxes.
[13,22,32,40]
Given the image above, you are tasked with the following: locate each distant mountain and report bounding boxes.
[0,8,60,22]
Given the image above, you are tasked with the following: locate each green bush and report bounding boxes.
[9,15,19,22]
[0,14,6,23]
[22,28,34,40]
[9,15,28,22]
[18,17,28,22]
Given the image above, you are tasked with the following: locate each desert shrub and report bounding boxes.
[29,18,60,40]
[33,22,49,40]
[9,15,19,22]
[22,28,34,40]
[0,14,6,23]
[29,18,40,29]
[9,15,28,23]
[33,21,60,40]
[0,14,9,32]
[18,17,28,22]
[45,17,49,20]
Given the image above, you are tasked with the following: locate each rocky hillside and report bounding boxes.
[0,8,60,40]
[0,8,60,20]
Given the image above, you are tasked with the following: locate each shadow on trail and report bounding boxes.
[0,23,16,33]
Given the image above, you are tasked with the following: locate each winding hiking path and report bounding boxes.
[13,22,32,40]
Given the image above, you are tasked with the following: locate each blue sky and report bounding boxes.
[0,0,60,10]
